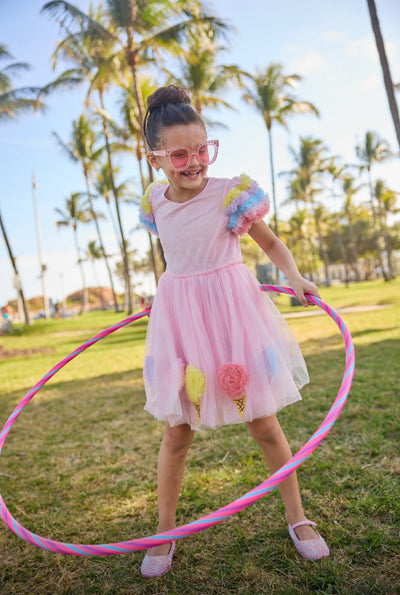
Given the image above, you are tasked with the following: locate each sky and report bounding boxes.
[1,0,400,308]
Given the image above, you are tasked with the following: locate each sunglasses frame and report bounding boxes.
[149,140,219,171]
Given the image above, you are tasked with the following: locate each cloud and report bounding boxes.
[321,30,348,43]
[346,36,400,81]
[287,50,326,76]
[358,73,381,91]
[346,36,379,61]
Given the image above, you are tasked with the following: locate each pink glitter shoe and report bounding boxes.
[288,520,330,560]
[140,541,176,577]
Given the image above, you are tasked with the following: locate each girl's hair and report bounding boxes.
[143,85,205,150]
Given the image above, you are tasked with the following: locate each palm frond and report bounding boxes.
[39,70,86,96]
[0,45,14,61]
[52,131,78,162]
[1,62,31,78]
[0,88,46,121]
[143,14,231,52]
[41,1,115,40]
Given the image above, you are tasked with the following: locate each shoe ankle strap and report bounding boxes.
[291,519,317,530]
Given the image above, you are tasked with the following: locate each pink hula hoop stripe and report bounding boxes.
[0,286,355,556]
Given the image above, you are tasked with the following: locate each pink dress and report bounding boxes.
[139,174,309,430]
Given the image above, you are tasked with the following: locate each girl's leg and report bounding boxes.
[247,415,317,541]
[149,422,195,556]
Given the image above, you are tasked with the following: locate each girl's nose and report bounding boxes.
[188,151,201,167]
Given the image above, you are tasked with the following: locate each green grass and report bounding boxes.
[0,280,399,594]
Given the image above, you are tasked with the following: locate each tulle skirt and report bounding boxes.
[143,262,308,430]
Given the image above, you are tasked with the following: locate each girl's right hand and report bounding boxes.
[289,277,320,307]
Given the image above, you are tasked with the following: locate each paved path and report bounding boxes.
[283,304,391,318]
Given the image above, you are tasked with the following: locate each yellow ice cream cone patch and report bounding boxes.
[185,365,206,424]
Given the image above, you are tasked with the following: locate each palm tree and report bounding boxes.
[284,208,318,281]
[283,136,332,284]
[55,193,91,312]
[41,0,231,148]
[118,79,163,284]
[356,130,391,279]
[163,29,247,123]
[366,0,400,152]
[86,239,106,308]
[342,175,363,281]
[0,45,46,324]
[42,0,232,281]
[0,44,44,121]
[242,63,320,236]
[53,114,120,310]
[94,162,126,248]
[373,179,398,278]
[41,5,132,311]
[92,77,164,285]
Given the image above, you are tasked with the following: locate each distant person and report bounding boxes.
[138,85,329,577]
[2,305,10,320]
[1,305,13,334]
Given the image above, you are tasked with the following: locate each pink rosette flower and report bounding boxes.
[218,363,249,398]
[218,363,249,420]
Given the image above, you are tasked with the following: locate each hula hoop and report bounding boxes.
[0,285,355,556]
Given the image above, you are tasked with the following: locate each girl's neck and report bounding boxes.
[166,177,208,203]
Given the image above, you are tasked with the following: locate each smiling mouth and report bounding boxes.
[182,169,201,177]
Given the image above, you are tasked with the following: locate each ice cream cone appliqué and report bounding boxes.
[185,365,206,424]
[218,363,249,420]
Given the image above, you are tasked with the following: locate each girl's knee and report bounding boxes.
[247,415,283,446]
[163,423,195,454]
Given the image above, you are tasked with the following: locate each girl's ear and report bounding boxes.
[147,153,160,171]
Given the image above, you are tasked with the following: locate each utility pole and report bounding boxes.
[0,208,31,325]
[32,173,51,319]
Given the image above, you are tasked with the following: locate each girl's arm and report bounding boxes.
[247,220,320,307]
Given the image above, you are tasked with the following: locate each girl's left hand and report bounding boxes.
[289,277,320,307]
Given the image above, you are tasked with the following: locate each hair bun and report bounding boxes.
[147,85,191,111]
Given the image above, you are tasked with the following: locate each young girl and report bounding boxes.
[139,85,329,578]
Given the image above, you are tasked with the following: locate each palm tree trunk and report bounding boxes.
[98,94,129,312]
[138,153,159,285]
[348,221,360,282]
[0,208,31,325]
[128,47,166,276]
[145,161,166,273]
[100,138,132,314]
[312,207,330,286]
[127,41,146,142]
[337,229,350,286]
[377,203,394,278]
[83,171,120,311]
[91,261,106,309]
[104,194,121,252]
[367,0,400,152]
[267,127,278,236]
[73,226,88,313]
[382,221,394,278]
[368,168,389,280]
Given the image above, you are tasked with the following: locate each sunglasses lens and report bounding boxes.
[170,149,190,170]
[198,142,217,165]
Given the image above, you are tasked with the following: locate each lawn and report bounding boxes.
[0,279,399,594]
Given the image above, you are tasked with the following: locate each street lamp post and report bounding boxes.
[32,173,51,319]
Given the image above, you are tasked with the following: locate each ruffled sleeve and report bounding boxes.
[223,174,270,235]
[139,181,167,236]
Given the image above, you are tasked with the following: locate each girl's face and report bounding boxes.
[148,123,209,202]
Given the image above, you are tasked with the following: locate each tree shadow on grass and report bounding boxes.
[0,338,399,594]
